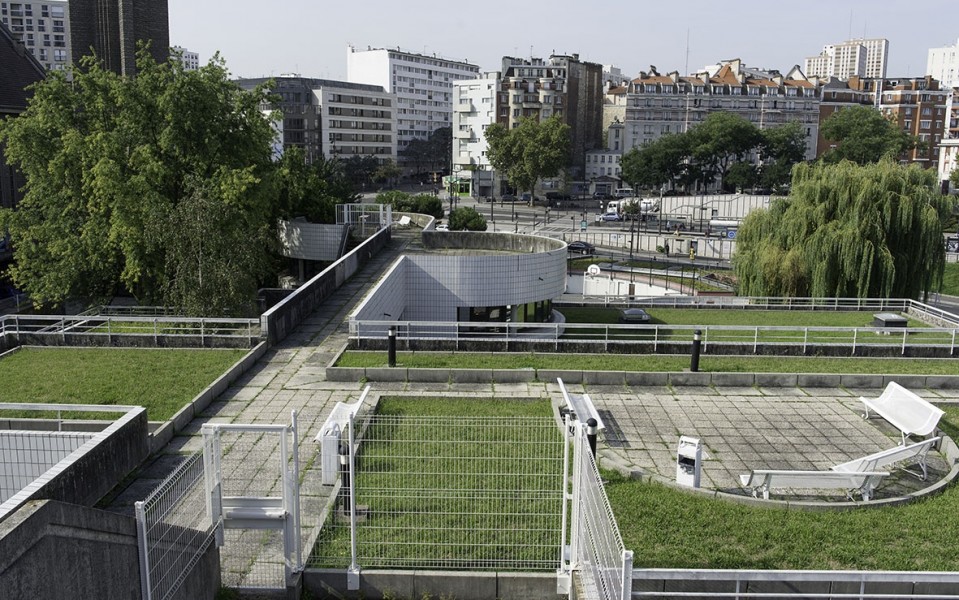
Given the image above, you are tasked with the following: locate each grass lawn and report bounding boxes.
[605,405,959,571]
[942,263,959,296]
[309,397,563,570]
[557,307,925,328]
[0,347,248,421]
[335,351,959,375]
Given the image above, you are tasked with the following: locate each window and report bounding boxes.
[920,120,931,130]
[53,48,65,61]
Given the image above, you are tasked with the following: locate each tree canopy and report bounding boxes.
[375,191,444,218]
[820,105,917,165]
[485,116,570,195]
[733,160,951,300]
[448,206,487,231]
[687,112,763,190]
[400,126,451,177]
[0,50,278,315]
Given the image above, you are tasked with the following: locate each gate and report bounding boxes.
[202,412,301,590]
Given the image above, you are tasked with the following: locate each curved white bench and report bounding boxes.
[739,470,889,501]
[832,437,940,482]
[861,382,944,445]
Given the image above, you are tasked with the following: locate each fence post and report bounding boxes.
[620,549,634,600]
[347,412,360,591]
[587,418,598,457]
[388,326,397,367]
[135,500,153,600]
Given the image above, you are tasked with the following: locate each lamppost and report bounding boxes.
[546,206,551,225]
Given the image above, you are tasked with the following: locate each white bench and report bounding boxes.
[832,437,941,482]
[739,469,889,501]
[861,382,944,445]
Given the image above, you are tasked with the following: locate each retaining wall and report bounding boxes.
[305,569,562,600]
[0,499,219,600]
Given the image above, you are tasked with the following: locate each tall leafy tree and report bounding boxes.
[733,160,952,300]
[485,116,570,196]
[687,112,762,190]
[758,121,808,190]
[448,206,487,231]
[820,105,917,165]
[620,134,692,193]
[0,49,277,314]
[272,147,354,224]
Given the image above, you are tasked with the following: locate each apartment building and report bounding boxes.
[452,74,498,197]
[346,45,479,172]
[0,1,69,71]
[927,38,959,89]
[498,53,604,177]
[172,45,199,71]
[605,60,821,161]
[818,75,949,167]
[804,38,888,80]
[236,76,396,165]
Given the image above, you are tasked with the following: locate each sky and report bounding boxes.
[168,0,958,81]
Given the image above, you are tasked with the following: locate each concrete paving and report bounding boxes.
[105,229,959,587]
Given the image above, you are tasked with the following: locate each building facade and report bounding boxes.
[497,54,604,177]
[452,74,498,197]
[0,1,69,71]
[804,38,888,80]
[68,0,168,76]
[236,76,396,165]
[928,38,959,89]
[605,60,821,162]
[346,45,479,172]
[172,45,198,71]
[818,75,949,167]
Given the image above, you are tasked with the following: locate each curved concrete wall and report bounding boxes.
[353,232,567,323]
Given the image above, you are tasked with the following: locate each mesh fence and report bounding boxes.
[572,426,632,600]
[214,428,294,589]
[310,415,566,571]
[135,451,215,600]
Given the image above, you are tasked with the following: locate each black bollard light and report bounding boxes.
[388,326,397,367]
[586,417,598,458]
[690,329,702,372]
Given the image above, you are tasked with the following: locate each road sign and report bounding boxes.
[580,220,587,231]
[726,229,737,239]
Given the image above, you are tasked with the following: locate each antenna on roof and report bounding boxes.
[848,9,853,39]
[684,29,690,75]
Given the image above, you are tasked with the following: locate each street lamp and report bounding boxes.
[546,206,551,225]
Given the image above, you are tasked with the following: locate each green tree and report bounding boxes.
[342,155,379,186]
[375,191,443,218]
[820,105,917,165]
[485,116,570,197]
[448,206,487,231]
[273,148,353,224]
[733,160,950,300]
[759,121,808,190]
[725,162,759,192]
[0,50,277,314]
[373,158,402,186]
[950,167,959,191]
[687,112,762,191]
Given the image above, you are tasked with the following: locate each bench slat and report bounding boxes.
[860,382,944,444]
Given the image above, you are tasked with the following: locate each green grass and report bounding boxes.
[335,351,959,375]
[0,347,247,421]
[942,263,959,296]
[606,408,959,570]
[559,307,925,328]
[309,397,563,570]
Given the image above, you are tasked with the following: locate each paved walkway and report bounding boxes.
[105,230,959,586]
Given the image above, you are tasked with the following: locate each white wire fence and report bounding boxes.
[135,451,216,600]
[309,414,566,571]
[0,430,95,503]
[569,423,633,600]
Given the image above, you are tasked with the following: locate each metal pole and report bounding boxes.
[339,443,350,514]
[388,326,396,367]
[586,418,598,458]
[691,329,702,372]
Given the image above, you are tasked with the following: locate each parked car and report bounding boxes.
[500,193,517,203]
[592,191,613,200]
[520,192,542,206]
[546,191,572,202]
[618,308,651,323]
[435,222,449,231]
[567,241,596,255]
[601,213,622,222]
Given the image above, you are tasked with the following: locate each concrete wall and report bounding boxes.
[351,258,408,322]
[0,499,219,600]
[262,225,391,345]
[305,569,563,600]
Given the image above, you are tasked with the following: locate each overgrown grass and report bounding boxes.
[0,347,247,421]
[942,263,959,296]
[335,351,959,375]
[606,407,959,570]
[309,397,563,570]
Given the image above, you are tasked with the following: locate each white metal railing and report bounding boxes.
[135,451,215,600]
[0,313,260,345]
[569,421,632,600]
[631,568,959,599]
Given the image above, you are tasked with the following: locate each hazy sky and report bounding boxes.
[168,0,958,81]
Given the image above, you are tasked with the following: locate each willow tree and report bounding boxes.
[733,160,952,300]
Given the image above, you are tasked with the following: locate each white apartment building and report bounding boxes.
[346,45,479,171]
[452,74,498,197]
[928,38,959,89]
[0,0,69,71]
[804,38,888,80]
[172,45,199,71]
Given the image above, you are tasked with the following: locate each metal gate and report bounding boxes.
[202,412,301,590]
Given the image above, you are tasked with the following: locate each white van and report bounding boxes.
[613,187,634,199]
